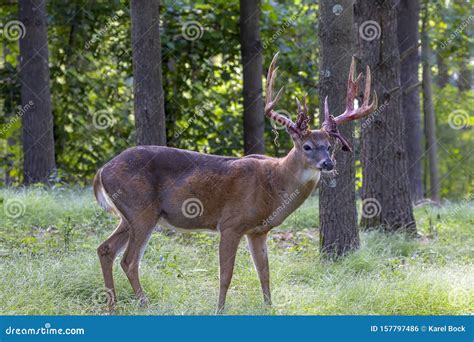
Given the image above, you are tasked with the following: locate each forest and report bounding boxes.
[0,0,472,315]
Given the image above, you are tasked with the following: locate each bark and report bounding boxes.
[240,0,265,155]
[436,54,449,88]
[130,0,167,146]
[318,0,359,258]
[355,0,416,233]
[421,8,440,202]
[397,0,423,202]
[458,59,472,92]
[19,0,56,184]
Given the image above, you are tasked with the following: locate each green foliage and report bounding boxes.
[0,188,472,314]
[0,0,471,200]
[432,84,473,198]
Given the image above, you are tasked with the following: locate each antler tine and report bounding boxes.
[363,65,378,110]
[265,52,279,103]
[294,95,310,132]
[264,52,298,133]
[333,60,378,125]
[295,97,302,113]
[323,96,330,122]
[321,59,378,152]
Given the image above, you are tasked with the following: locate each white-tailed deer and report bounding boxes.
[93,52,377,312]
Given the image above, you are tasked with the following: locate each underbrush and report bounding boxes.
[1,187,472,315]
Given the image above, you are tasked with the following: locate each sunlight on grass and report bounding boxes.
[1,187,473,315]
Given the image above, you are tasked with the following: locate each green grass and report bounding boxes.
[1,187,473,315]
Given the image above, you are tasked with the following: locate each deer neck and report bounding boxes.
[277,147,321,190]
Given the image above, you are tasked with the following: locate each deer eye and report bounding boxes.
[327,145,332,151]
[303,144,311,151]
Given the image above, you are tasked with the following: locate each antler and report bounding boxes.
[322,57,378,152]
[265,52,309,137]
[295,96,311,132]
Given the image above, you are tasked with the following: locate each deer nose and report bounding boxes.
[322,160,334,171]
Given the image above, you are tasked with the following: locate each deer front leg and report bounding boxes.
[217,230,242,313]
[246,232,271,305]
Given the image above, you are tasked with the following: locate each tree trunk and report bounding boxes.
[19,0,56,184]
[436,54,449,88]
[355,0,416,233]
[458,59,472,92]
[240,0,264,155]
[421,6,440,202]
[130,0,167,146]
[318,0,359,258]
[397,0,423,202]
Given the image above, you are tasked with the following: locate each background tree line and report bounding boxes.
[0,0,472,256]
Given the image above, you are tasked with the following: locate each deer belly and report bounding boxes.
[156,217,216,234]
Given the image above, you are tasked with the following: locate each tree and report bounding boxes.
[355,1,416,233]
[436,54,449,88]
[421,3,440,202]
[240,0,264,155]
[457,58,472,92]
[397,0,423,202]
[130,0,166,146]
[318,0,359,257]
[19,0,56,184]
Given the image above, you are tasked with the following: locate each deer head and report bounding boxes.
[265,53,377,171]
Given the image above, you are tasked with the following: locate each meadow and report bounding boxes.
[1,187,472,315]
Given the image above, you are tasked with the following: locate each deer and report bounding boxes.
[93,52,377,312]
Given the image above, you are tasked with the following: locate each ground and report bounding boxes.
[0,187,473,315]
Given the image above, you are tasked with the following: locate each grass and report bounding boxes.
[0,186,473,315]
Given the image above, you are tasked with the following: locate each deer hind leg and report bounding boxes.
[246,232,271,305]
[120,211,159,306]
[97,220,129,309]
[217,230,243,313]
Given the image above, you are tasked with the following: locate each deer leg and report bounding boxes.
[217,230,242,313]
[97,220,129,308]
[120,215,157,306]
[247,232,271,305]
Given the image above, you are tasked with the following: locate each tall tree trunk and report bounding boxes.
[421,5,440,202]
[240,0,264,155]
[397,0,423,202]
[318,0,359,258]
[19,0,56,184]
[355,0,416,233]
[130,0,166,146]
[436,54,449,88]
[458,59,472,92]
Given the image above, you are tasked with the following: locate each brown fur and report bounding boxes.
[94,130,333,312]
